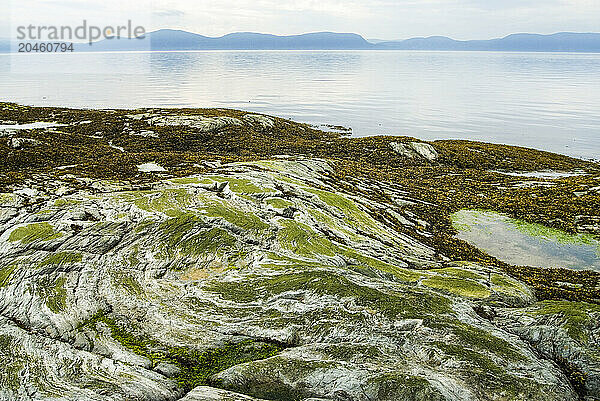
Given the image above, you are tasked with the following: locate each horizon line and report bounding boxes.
[2,29,600,44]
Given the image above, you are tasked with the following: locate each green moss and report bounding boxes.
[8,222,63,244]
[305,188,381,234]
[422,276,491,299]
[369,373,445,401]
[277,220,337,257]
[209,176,273,194]
[182,228,237,256]
[169,341,282,391]
[450,321,526,362]
[308,208,361,241]
[341,248,424,282]
[170,177,206,185]
[0,264,17,288]
[81,312,284,392]
[126,246,141,267]
[38,252,82,268]
[205,271,451,319]
[157,214,237,258]
[0,193,14,205]
[219,357,332,401]
[433,341,533,396]
[426,320,532,395]
[274,217,421,283]
[430,267,485,281]
[202,199,269,235]
[82,312,162,361]
[158,213,204,248]
[0,334,25,390]
[266,198,294,209]
[135,219,158,233]
[36,276,68,313]
[110,271,144,297]
[249,160,285,171]
[532,300,600,344]
[54,199,82,207]
[511,219,597,246]
[131,189,192,217]
[260,253,332,271]
[491,274,528,297]
[273,174,306,187]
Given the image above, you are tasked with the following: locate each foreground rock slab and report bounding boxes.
[0,157,594,401]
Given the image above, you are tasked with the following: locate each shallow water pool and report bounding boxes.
[452,210,600,271]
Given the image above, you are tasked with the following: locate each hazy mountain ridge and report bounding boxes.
[78,29,373,51]
[81,30,600,52]
[2,30,600,52]
[378,32,600,51]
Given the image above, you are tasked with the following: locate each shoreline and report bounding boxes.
[1,100,596,162]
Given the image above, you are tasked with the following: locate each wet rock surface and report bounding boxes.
[0,103,599,401]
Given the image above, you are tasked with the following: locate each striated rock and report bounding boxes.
[134,113,243,133]
[389,141,439,161]
[0,317,182,401]
[493,301,600,399]
[243,114,275,131]
[180,386,265,400]
[0,157,588,401]
[155,362,182,378]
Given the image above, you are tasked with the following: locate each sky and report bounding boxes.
[2,0,600,41]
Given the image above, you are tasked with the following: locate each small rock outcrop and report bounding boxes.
[10,137,42,149]
[389,141,439,161]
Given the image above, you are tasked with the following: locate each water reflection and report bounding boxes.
[452,210,600,271]
[1,50,599,159]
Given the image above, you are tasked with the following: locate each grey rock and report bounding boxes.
[155,362,181,378]
[180,386,265,400]
[10,137,42,149]
[389,141,439,161]
[243,114,275,131]
[0,158,586,401]
[494,304,600,398]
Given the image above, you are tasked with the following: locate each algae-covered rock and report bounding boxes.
[0,157,582,401]
[494,301,600,399]
[0,104,598,401]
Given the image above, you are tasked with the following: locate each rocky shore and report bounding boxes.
[0,103,599,400]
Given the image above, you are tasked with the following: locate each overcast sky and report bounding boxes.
[3,0,600,40]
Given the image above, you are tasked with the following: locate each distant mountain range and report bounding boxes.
[2,30,600,52]
[77,30,373,51]
[376,32,600,52]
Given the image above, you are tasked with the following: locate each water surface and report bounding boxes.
[452,210,600,271]
[1,51,600,159]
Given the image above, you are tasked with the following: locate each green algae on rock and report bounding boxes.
[0,103,599,401]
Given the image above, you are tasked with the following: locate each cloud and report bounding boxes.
[153,9,186,18]
[5,0,600,40]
